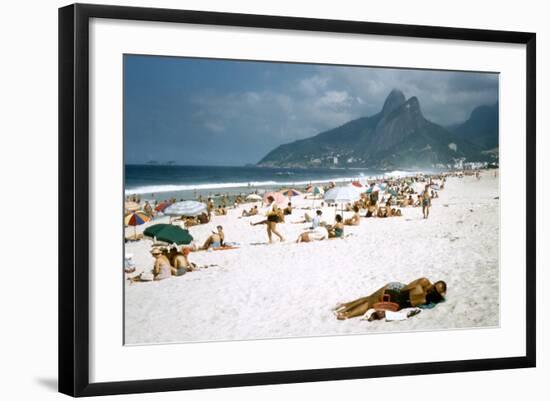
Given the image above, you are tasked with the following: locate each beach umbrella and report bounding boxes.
[124,201,140,212]
[246,194,263,201]
[324,186,361,216]
[164,200,207,217]
[348,183,364,193]
[263,191,287,206]
[154,201,171,212]
[143,223,194,245]
[124,211,150,237]
[311,186,324,196]
[351,181,363,188]
[305,184,313,192]
[280,188,302,197]
[324,186,361,203]
[365,184,381,194]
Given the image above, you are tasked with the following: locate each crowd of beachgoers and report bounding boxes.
[124,169,499,342]
[124,169,491,322]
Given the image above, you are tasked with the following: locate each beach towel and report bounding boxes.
[360,307,421,321]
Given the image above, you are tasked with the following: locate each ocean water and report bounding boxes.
[124,164,421,199]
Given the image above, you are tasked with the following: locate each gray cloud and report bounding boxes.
[126,59,498,165]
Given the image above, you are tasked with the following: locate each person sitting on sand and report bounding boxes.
[334,277,447,320]
[242,205,258,217]
[283,202,293,215]
[197,212,209,224]
[169,246,196,275]
[365,202,377,218]
[202,225,225,249]
[327,214,345,238]
[309,209,322,227]
[377,204,389,218]
[344,205,360,226]
[152,247,172,280]
[214,205,226,216]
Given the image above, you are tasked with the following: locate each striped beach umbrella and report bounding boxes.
[164,201,207,217]
[124,211,150,237]
[263,191,287,206]
[280,188,302,197]
[124,211,150,226]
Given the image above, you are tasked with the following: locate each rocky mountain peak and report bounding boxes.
[381,89,406,117]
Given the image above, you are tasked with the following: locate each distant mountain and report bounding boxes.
[449,103,499,150]
[258,89,491,169]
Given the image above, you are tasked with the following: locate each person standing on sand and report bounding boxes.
[422,186,431,219]
[206,197,214,219]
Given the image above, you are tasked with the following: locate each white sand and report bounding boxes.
[124,172,499,344]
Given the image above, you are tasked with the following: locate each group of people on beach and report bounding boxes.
[125,173,449,288]
[124,172,467,323]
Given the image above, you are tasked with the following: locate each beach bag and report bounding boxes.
[372,294,400,312]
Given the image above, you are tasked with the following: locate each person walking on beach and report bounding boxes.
[265,195,285,243]
[422,186,431,219]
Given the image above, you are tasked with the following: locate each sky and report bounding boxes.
[124,55,498,166]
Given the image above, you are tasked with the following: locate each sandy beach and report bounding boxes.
[124,171,499,345]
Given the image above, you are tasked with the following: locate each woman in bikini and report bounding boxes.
[334,278,447,320]
[251,196,285,243]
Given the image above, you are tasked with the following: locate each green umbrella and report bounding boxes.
[143,224,193,245]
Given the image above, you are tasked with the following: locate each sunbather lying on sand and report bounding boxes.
[334,277,447,320]
[296,225,329,242]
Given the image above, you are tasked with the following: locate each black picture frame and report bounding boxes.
[59,3,536,397]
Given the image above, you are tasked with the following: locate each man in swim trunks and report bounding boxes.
[201,225,225,249]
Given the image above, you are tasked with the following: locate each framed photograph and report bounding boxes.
[58,3,536,397]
